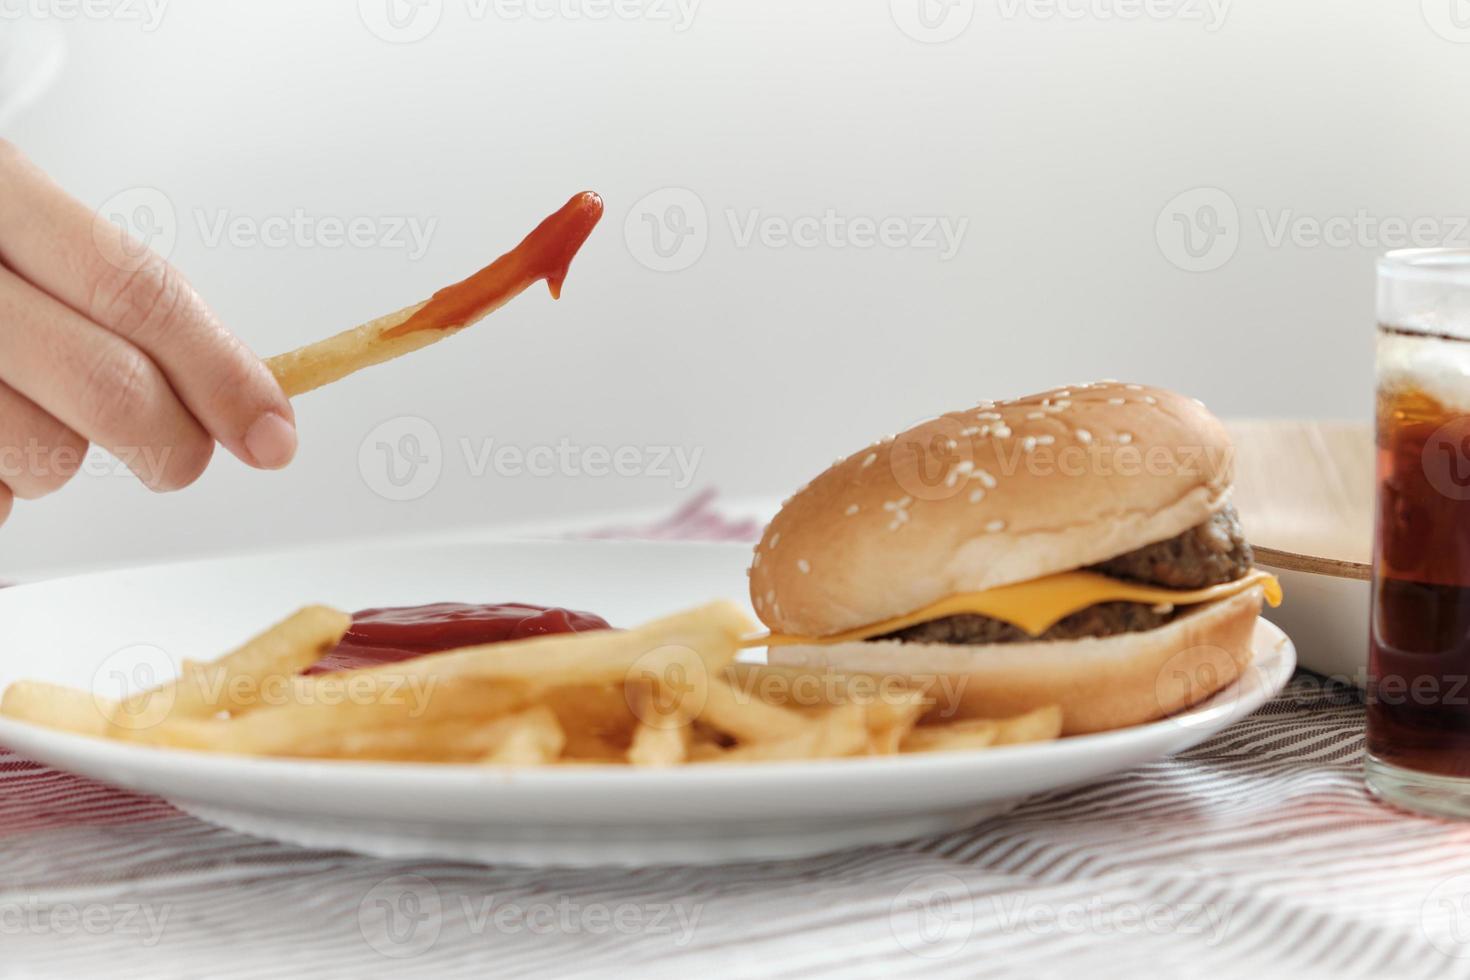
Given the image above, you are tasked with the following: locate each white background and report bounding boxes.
[2,0,1467,577]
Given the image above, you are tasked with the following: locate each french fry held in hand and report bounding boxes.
[265,191,603,397]
[0,598,1063,767]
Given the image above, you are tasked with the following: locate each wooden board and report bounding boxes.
[1225,419,1373,580]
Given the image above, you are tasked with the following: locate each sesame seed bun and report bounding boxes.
[769,586,1264,735]
[749,382,1235,637]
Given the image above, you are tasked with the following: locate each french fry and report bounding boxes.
[701,674,813,743]
[725,662,931,727]
[483,706,566,766]
[628,719,692,767]
[992,705,1064,745]
[109,606,350,733]
[900,720,999,754]
[0,681,116,738]
[902,707,1063,754]
[867,689,932,755]
[541,684,640,759]
[711,704,870,763]
[626,680,694,767]
[0,598,1064,769]
[296,601,751,690]
[284,718,522,763]
[266,192,603,398]
[120,677,528,754]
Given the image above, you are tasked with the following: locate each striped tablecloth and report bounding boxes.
[5,495,1470,979]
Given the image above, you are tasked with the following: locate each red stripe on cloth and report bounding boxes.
[578,488,762,542]
[0,750,178,835]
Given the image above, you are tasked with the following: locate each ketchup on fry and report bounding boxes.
[381,191,605,340]
[307,602,612,674]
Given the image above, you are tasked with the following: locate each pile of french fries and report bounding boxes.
[0,602,1062,766]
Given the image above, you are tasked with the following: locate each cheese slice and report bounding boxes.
[747,569,1281,648]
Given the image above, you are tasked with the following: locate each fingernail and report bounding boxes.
[244,412,297,469]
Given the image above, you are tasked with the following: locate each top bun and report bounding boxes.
[749,382,1235,636]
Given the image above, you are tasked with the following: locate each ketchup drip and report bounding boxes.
[308,602,612,674]
[381,191,604,340]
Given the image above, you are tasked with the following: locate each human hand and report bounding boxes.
[0,142,296,526]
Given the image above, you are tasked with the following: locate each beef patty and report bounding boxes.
[875,506,1253,646]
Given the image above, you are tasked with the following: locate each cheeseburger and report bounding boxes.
[747,382,1281,735]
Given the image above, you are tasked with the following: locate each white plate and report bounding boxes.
[0,539,1295,867]
[1255,560,1368,686]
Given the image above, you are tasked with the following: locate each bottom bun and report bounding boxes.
[768,586,1265,735]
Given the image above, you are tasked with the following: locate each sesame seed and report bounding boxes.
[769,532,781,549]
[1076,428,1093,444]
[861,453,877,468]
[1035,434,1055,445]
[975,468,997,489]
[765,589,775,603]
[1108,398,1125,405]
[1116,432,1134,445]
[945,439,957,450]
[985,519,1007,533]
[1055,390,1071,398]
[1022,436,1038,452]
[1143,395,1157,405]
[753,551,761,567]
[959,427,980,437]
[993,424,1012,438]
[753,596,763,609]
[976,411,1002,421]
[845,503,860,516]
[1124,384,1143,390]
[1026,411,1046,420]
[796,559,811,574]
[969,489,985,503]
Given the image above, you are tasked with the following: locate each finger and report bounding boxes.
[0,382,88,500]
[0,265,214,492]
[0,141,297,469]
[0,480,11,527]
